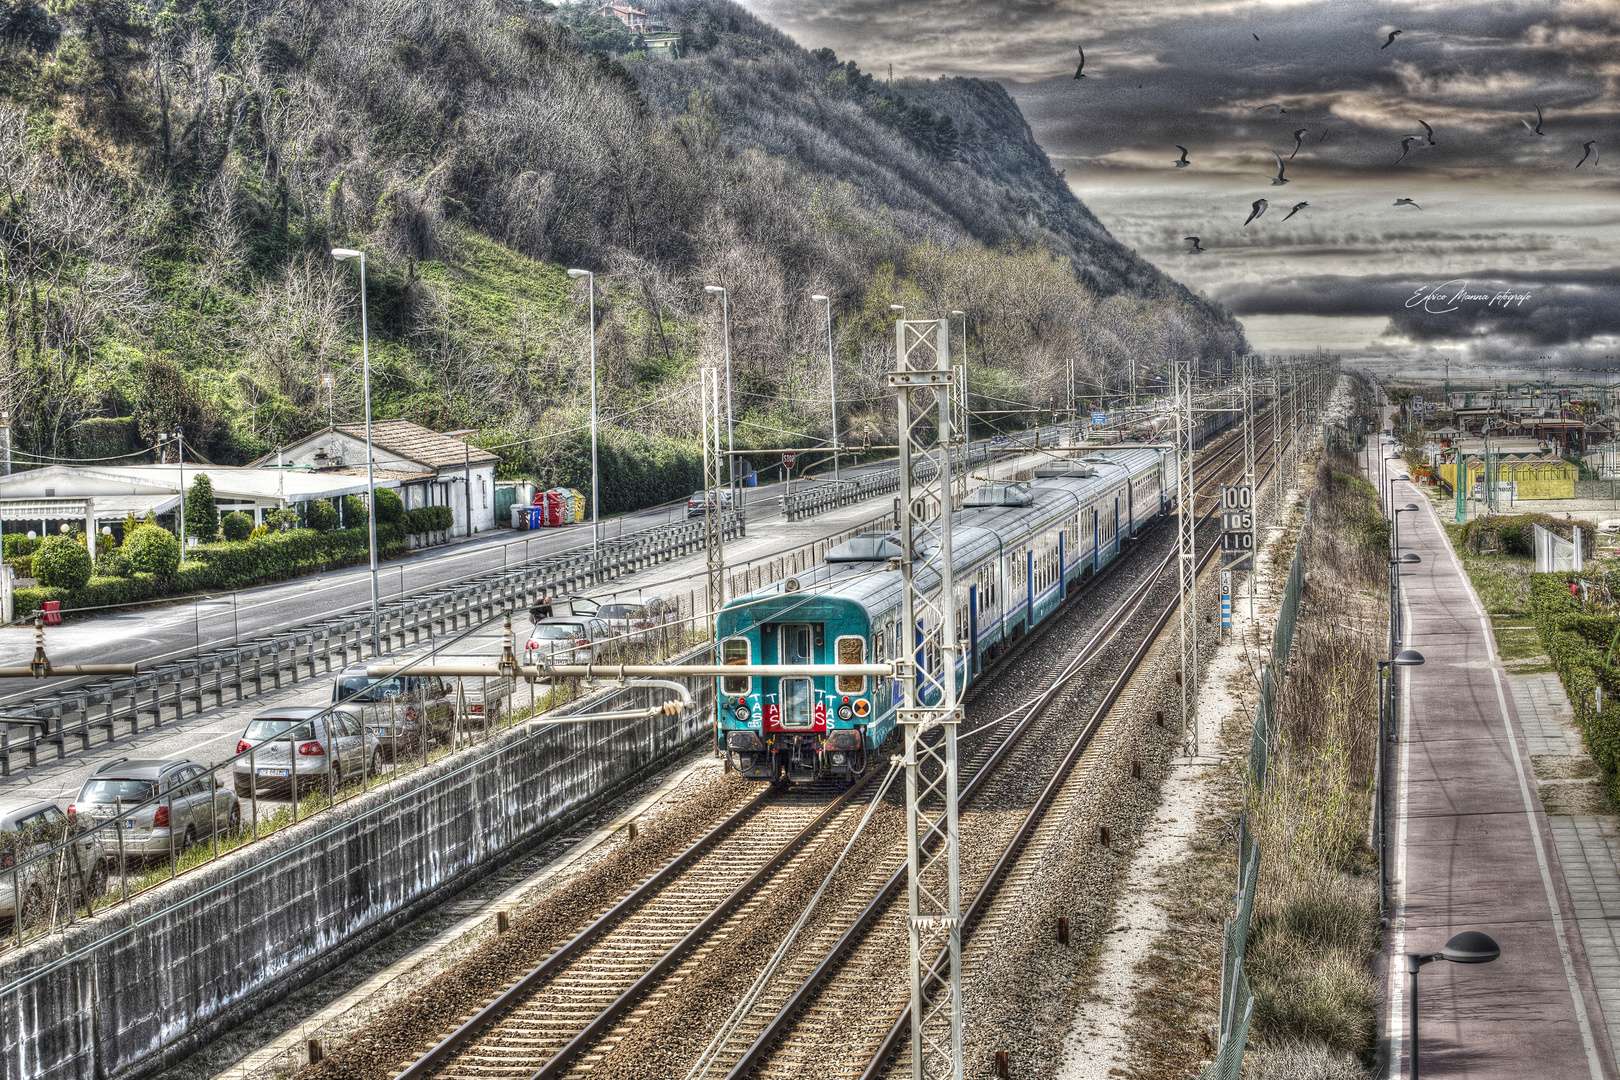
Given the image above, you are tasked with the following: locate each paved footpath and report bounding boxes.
[1386,465,1616,1078]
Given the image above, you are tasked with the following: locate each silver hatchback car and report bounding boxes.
[233,707,377,797]
[72,758,241,862]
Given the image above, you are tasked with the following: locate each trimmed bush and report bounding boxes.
[374,487,404,525]
[185,474,219,538]
[221,512,254,541]
[306,499,338,533]
[422,505,453,532]
[94,548,132,577]
[32,536,93,590]
[5,556,32,579]
[124,527,181,579]
[342,495,367,527]
[2,535,41,558]
[12,586,69,618]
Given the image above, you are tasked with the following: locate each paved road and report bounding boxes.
[1368,404,1615,1079]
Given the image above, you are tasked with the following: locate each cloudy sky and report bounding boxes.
[737,0,1620,379]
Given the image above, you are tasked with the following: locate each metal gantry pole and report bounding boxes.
[1174,358,1200,757]
[1243,354,1258,624]
[891,317,963,1080]
[702,368,725,630]
[951,335,969,510]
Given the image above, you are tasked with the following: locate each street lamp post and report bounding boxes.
[331,247,382,656]
[159,428,186,561]
[1394,502,1420,556]
[1377,639,1423,910]
[568,269,599,556]
[1408,931,1501,1079]
[811,294,838,481]
[703,286,736,499]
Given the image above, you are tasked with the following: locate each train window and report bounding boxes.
[836,636,866,694]
[874,630,886,668]
[721,637,751,695]
[782,625,813,667]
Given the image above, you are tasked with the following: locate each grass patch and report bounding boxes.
[1461,554,1533,616]
[1246,889,1379,1056]
[1494,624,1548,662]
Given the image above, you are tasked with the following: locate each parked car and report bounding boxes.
[596,598,678,645]
[233,707,376,797]
[686,490,733,518]
[333,666,456,761]
[71,759,240,863]
[433,657,517,730]
[525,617,611,665]
[0,799,109,924]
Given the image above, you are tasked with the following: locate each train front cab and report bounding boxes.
[716,599,881,784]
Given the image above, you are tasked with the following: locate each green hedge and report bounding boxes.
[404,505,454,535]
[11,526,410,617]
[1530,572,1620,802]
[2,535,41,558]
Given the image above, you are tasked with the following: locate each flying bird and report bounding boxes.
[1417,119,1435,144]
[1173,145,1191,168]
[1185,236,1205,253]
[1290,128,1308,158]
[1255,103,1287,115]
[1268,150,1290,185]
[1394,136,1425,165]
[1523,105,1545,135]
[1074,45,1086,79]
[1393,198,1421,209]
[1244,199,1268,226]
[1319,127,1331,142]
[1281,202,1309,221]
[1578,141,1599,167]
[1381,29,1402,49]
[1253,33,1260,41]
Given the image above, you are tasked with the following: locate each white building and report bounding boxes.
[259,421,500,538]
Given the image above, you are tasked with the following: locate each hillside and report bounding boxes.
[0,0,1245,502]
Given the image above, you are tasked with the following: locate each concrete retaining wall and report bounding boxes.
[0,669,715,1080]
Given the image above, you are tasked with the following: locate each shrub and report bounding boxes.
[32,536,93,590]
[221,512,254,541]
[78,573,164,609]
[94,548,132,577]
[2,534,41,558]
[250,524,272,540]
[342,495,367,527]
[265,507,299,530]
[306,499,338,533]
[423,505,453,532]
[374,487,404,525]
[185,474,219,538]
[5,556,32,579]
[12,586,69,618]
[123,527,181,578]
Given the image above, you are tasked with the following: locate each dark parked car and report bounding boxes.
[333,666,456,761]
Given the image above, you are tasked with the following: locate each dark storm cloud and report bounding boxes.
[1212,269,1620,344]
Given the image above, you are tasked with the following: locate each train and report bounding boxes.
[714,446,1172,783]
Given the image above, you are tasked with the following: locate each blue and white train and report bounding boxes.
[714,447,1171,782]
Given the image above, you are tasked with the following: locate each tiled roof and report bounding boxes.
[333,420,500,470]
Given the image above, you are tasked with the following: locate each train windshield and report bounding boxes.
[722,637,750,695]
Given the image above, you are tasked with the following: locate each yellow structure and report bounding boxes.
[1438,456,1577,500]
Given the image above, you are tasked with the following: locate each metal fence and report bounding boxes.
[1201,500,1310,1080]
[0,513,746,777]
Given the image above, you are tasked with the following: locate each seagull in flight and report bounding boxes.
[1577,141,1599,168]
[1393,198,1421,209]
[1253,32,1260,41]
[1381,29,1402,49]
[1173,145,1191,168]
[1185,236,1205,253]
[1281,202,1309,221]
[1244,199,1268,226]
[1255,103,1287,115]
[1523,105,1545,135]
[1074,45,1086,78]
[1290,128,1308,158]
[1394,136,1425,165]
[1268,150,1290,185]
[1416,119,1435,144]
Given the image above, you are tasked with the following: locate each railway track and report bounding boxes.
[381,409,1293,1080]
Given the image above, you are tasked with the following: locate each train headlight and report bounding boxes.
[837,706,853,721]
[734,705,751,722]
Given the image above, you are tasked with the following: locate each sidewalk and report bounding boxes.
[1387,467,1615,1078]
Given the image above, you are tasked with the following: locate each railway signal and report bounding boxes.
[1220,483,1255,572]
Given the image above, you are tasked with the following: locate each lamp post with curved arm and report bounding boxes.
[811,293,838,482]
[331,247,381,656]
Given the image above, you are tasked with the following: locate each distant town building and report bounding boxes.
[596,3,649,31]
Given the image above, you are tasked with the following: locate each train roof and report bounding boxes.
[717,447,1166,626]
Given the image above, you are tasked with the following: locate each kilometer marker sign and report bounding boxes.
[1220,483,1254,572]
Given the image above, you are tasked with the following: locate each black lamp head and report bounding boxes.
[1442,930,1501,964]
[1393,649,1425,667]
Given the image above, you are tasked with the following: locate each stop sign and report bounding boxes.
[784,453,796,469]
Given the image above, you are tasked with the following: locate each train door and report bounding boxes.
[1092,508,1099,571]
[1126,479,1134,538]
[779,624,818,730]
[1113,498,1120,556]
[1057,533,1066,600]
[1026,550,1035,627]
[968,585,980,676]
